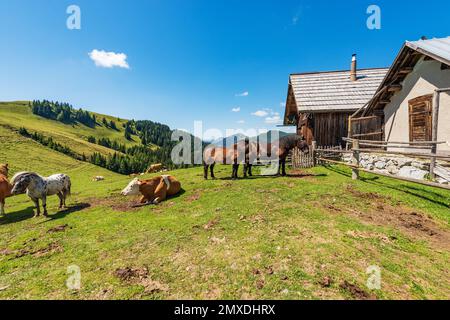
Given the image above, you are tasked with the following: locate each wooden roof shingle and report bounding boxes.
[289,68,389,113]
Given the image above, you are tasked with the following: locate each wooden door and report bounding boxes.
[409,95,433,142]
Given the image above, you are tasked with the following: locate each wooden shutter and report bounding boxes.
[409,95,433,142]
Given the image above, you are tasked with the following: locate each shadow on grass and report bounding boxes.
[169,188,186,200]
[0,206,35,225]
[47,203,91,221]
[215,173,327,181]
[0,202,91,225]
[323,165,450,209]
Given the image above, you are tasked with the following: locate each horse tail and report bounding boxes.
[65,176,72,197]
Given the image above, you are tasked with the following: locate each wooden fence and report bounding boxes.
[288,138,450,191]
[290,144,345,169]
[319,138,450,191]
[290,146,315,169]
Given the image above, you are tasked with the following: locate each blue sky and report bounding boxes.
[1,0,450,138]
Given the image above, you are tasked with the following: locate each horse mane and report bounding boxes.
[10,171,41,185]
[0,165,8,177]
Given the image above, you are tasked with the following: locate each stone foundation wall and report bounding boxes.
[342,153,449,185]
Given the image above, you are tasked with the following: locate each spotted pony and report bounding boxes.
[11,172,71,217]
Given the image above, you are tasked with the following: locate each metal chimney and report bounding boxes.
[350,54,357,82]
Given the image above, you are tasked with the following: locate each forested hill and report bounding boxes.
[0,100,200,175]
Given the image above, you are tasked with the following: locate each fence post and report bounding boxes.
[312,141,317,166]
[430,90,440,180]
[352,140,360,180]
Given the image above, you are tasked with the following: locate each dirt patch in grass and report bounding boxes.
[345,185,386,201]
[321,186,450,250]
[204,217,220,230]
[351,205,450,249]
[14,242,63,259]
[319,276,333,288]
[114,266,168,294]
[88,196,142,212]
[340,280,377,300]
[0,248,13,256]
[345,230,394,244]
[255,279,265,290]
[114,267,149,281]
[47,224,69,233]
[186,193,201,202]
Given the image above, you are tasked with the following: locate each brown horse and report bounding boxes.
[203,134,309,179]
[0,164,13,216]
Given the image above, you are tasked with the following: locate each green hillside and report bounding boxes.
[0,101,144,158]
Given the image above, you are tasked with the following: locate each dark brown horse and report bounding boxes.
[203,134,309,179]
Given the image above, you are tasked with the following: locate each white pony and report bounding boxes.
[11,172,71,217]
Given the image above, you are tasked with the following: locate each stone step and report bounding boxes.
[434,165,450,182]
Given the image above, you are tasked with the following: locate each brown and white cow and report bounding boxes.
[121,175,181,204]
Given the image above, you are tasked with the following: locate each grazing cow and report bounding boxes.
[121,175,181,205]
[92,176,105,182]
[0,164,12,216]
[146,163,164,174]
[11,172,71,217]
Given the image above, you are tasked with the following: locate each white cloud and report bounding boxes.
[265,115,282,124]
[292,5,304,26]
[237,120,245,124]
[252,110,269,117]
[231,107,241,112]
[235,91,249,97]
[89,49,130,69]
[280,102,286,108]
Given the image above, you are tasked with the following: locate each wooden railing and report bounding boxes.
[315,138,450,191]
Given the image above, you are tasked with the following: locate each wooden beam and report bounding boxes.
[352,149,450,161]
[352,140,360,180]
[343,137,446,145]
[351,132,383,138]
[388,84,402,92]
[321,161,450,191]
[398,67,414,74]
[430,91,440,179]
[318,158,358,168]
[357,142,432,150]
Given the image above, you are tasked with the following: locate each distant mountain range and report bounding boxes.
[208,130,292,147]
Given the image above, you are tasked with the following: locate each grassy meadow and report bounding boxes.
[0,105,449,300]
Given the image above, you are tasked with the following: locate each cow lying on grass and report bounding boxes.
[121,175,181,205]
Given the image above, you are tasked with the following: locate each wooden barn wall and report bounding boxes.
[298,112,352,147]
